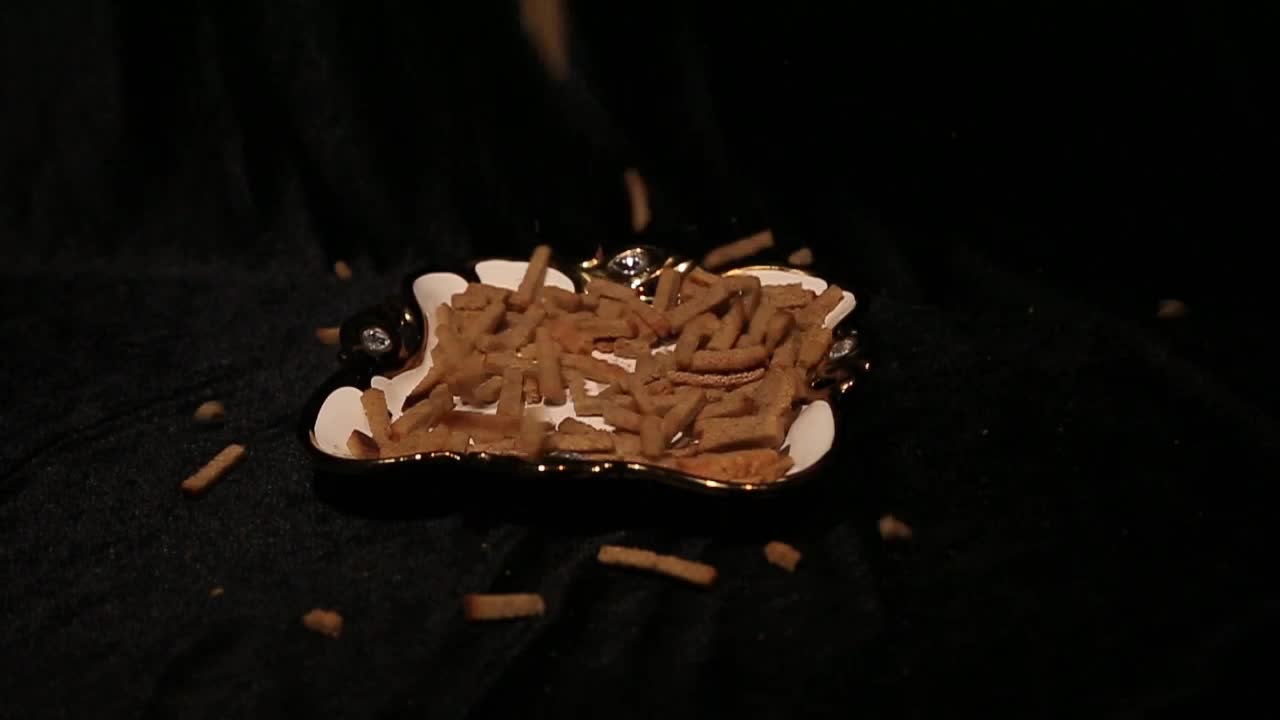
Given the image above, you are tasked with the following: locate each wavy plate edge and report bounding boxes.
[297,247,868,497]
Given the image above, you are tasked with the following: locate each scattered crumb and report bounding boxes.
[209,586,224,597]
[302,608,344,638]
[463,593,546,621]
[596,544,717,587]
[180,444,246,496]
[1156,299,1187,319]
[703,229,775,270]
[316,326,341,345]
[333,259,353,281]
[764,541,802,572]
[193,400,226,425]
[878,514,913,542]
[787,247,814,266]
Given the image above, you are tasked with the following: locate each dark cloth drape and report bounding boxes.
[2,2,1276,717]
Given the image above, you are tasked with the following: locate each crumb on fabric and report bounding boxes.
[703,230,775,270]
[180,444,246,496]
[596,544,717,587]
[302,608,344,638]
[333,260,353,281]
[764,541,802,572]
[209,586,224,597]
[462,593,546,621]
[878,514,913,542]
[315,326,341,345]
[193,400,225,424]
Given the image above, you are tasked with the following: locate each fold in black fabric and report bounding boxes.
[1,2,1275,718]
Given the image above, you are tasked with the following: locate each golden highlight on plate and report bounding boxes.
[348,245,843,485]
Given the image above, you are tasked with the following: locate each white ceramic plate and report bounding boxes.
[312,263,854,480]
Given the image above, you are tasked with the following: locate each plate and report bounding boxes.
[298,246,868,495]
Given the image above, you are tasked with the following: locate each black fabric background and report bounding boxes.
[2,2,1277,717]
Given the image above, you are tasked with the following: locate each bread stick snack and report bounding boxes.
[503,307,547,350]
[390,384,454,438]
[705,300,745,350]
[796,326,834,371]
[361,389,394,447]
[668,368,766,389]
[623,168,651,232]
[685,266,720,287]
[764,541,802,571]
[763,312,795,352]
[193,400,226,424]
[668,281,729,333]
[557,417,598,434]
[585,278,670,337]
[771,334,798,369]
[660,390,706,443]
[497,367,525,418]
[695,392,754,423]
[763,283,816,309]
[463,593,546,621]
[333,259,353,281]
[519,413,547,457]
[560,353,626,384]
[652,266,682,312]
[597,545,717,587]
[688,346,768,373]
[796,284,843,328]
[723,274,762,297]
[510,245,551,311]
[547,431,614,453]
[446,430,471,453]
[603,402,645,433]
[738,299,776,348]
[671,449,794,483]
[443,411,526,443]
[696,415,786,452]
[302,609,344,638]
[181,444,246,496]
[565,370,602,415]
[392,424,451,454]
[879,514,914,541]
[447,355,488,404]
[613,337,653,359]
[346,430,379,459]
[405,359,452,408]
[702,229,775,270]
[639,416,665,457]
[673,313,719,369]
[473,375,504,404]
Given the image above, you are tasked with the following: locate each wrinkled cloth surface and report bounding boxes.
[2,2,1276,718]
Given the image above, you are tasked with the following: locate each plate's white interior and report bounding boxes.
[313,264,855,477]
